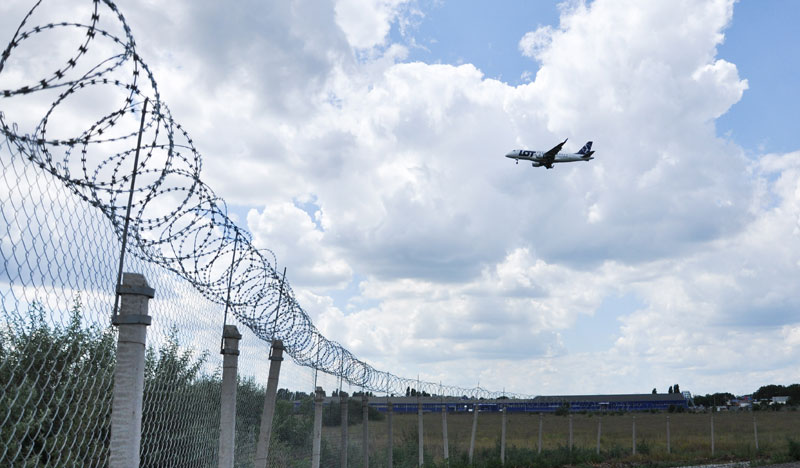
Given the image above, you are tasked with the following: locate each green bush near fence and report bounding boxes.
[0,299,317,467]
[0,299,115,468]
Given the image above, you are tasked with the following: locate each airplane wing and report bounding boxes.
[542,138,567,166]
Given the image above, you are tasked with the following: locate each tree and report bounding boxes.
[652,388,657,394]
[1,297,116,468]
[668,385,673,394]
[754,384,800,403]
[674,384,680,394]
[140,327,219,467]
[693,392,735,407]
[273,399,313,449]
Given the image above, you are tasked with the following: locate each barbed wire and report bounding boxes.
[0,0,532,399]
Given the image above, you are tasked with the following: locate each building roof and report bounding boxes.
[532,394,686,403]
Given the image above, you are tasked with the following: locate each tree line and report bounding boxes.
[651,382,799,407]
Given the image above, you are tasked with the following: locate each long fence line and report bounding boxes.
[326,408,789,466]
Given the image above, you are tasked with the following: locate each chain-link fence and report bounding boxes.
[0,1,526,467]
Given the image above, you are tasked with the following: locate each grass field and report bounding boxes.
[320,410,800,467]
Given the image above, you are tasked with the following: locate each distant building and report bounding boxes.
[772,396,790,405]
[528,393,688,412]
[729,395,753,409]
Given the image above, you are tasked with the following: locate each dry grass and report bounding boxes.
[323,410,800,467]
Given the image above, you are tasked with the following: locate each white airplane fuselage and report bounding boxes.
[505,150,594,167]
[505,140,594,169]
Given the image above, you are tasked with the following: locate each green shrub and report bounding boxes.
[788,438,800,461]
[637,438,651,455]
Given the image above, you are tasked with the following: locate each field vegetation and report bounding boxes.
[3,301,799,467]
[327,410,800,467]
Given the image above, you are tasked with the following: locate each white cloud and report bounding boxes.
[150,0,796,394]
[518,26,553,60]
[288,0,797,395]
[4,0,799,396]
[334,0,413,49]
[247,202,353,289]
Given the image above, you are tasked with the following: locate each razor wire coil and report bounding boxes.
[0,0,531,400]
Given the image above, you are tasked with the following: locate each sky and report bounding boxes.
[2,0,799,397]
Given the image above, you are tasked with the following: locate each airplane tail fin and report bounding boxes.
[579,141,594,160]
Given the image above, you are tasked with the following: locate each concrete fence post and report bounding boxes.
[218,325,242,468]
[340,392,349,468]
[666,415,671,455]
[596,416,601,455]
[110,272,154,468]
[441,403,449,462]
[312,387,325,468]
[632,415,636,455]
[569,414,573,452]
[417,401,424,467]
[254,340,285,468]
[362,394,370,468]
[537,413,543,454]
[710,412,715,456]
[753,413,759,450]
[500,406,507,465]
[469,404,478,464]
[387,401,394,468]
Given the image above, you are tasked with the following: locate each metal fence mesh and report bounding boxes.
[0,1,522,467]
[2,131,118,467]
[0,141,324,466]
[0,0,516,400]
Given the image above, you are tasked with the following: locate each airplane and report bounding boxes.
[505,139,594,169]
